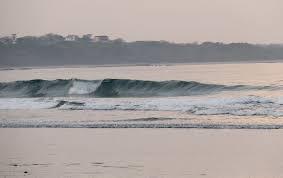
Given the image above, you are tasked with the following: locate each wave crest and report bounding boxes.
[0,78,275,98]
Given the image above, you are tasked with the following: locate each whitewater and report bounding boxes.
[0,62,283,129]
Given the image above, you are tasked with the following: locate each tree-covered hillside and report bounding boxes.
[1,34,283,67]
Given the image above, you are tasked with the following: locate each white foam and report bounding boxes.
[0,98,58,109]
[276,96,283,105]
[59,96,283,117]
[68,80,101,95]
[1,96,282,117]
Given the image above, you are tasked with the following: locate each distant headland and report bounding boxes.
[1,33,283,67]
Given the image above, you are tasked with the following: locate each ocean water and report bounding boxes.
[0,62,283,129]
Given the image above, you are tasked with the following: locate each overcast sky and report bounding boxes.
[0,0,282,43]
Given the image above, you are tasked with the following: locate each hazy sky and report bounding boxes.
[0,0,283,43]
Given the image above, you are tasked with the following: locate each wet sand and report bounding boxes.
[0,129,283,178]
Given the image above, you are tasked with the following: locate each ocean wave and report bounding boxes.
[0,78,277,98]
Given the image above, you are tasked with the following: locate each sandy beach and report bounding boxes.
[0,129,283,178]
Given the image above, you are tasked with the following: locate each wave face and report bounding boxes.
[0,79,100,98]
[0,79,273,98]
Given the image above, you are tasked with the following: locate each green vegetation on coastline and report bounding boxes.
[1,33,283,67]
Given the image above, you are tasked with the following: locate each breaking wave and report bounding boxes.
[0,78,275,98]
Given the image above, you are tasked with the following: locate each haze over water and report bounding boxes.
[1,0,283,43]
